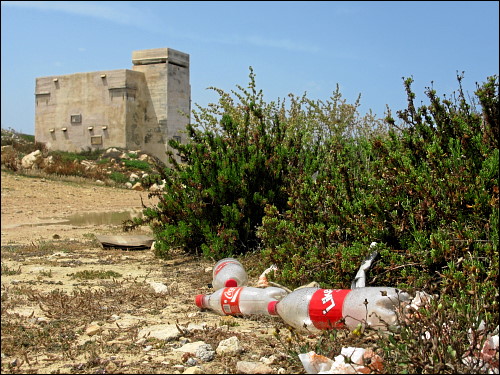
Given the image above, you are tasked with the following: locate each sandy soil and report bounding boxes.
[1,170,305,374]
[1,171,155,245]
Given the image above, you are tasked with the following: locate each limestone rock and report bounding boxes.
[21,150,42,169]
[216,336,243,356]
[236,361,274,374]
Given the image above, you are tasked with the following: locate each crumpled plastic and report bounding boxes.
[299,347,383,374]
[256,264,278,287]
[462,323,499,374]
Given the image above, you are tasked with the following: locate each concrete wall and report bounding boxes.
[35,70,130,152]
[35,48,191,163]
[132,47,190,162]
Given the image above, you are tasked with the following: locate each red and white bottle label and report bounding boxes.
[309,289,351,329]
[221,287,243,315]
[214,261,238,276]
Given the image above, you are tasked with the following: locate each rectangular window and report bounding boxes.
[91,136,102,145]
[71,114,82,123]
[35,92,50,106]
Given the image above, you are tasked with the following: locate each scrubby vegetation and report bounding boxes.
[1,129,156,188]
[127,69,498,373]
[2,69,498,373]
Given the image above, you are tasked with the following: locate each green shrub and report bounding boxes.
[258,74,498,299]
[129,68,375,260]
[123,159,151,171]
[109,171,128,184]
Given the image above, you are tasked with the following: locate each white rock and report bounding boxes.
[216,336,243,355]
[236,361,273,374]
[174,341,207,353]
[138,324,182,341]
[147,281,169,294]
[21,150,42,169]
[132,182,144,191]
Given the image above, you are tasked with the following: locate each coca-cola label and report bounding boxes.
[309,289,351,329]
[214,261,238,276]
[221,287,243,315]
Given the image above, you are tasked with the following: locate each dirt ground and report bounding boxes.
[1,170,309,374]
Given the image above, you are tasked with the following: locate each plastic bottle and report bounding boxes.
[267,287,412,333]
[212,258,249,290]
[196,286,288,316]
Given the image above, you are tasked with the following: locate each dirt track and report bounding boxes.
[1,171,154,245]
[0,170,304,374]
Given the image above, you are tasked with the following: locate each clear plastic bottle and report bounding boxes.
[267,287,412,333]
[196,286,288,316]
[212,258,249,290]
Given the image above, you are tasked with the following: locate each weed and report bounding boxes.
[109,171,128,184]
[122,159,150,171]
[38,269,52,278]
[1,264,22,276]
[68,270,122,280]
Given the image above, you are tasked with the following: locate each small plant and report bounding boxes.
[123,159,151,171]
[68,270,122,280]
[109,171,128,184]
[375,289,499,374]
[1,264,21,275]
[38,269,53,278]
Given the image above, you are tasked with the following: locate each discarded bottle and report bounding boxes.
[196,286,288,316]
[267,287,412,333]
[212,258,249,290]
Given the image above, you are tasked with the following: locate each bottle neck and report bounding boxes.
[195,294,208,308]
[267,300,278,315]
[225,278,238,287]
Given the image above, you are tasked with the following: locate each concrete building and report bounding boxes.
[34,48,190,164]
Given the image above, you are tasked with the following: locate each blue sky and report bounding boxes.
[1,1,499,135]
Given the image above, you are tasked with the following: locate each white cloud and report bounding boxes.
[1,1,161,32]
[2,1,320,53]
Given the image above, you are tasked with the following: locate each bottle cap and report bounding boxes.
[225,279,237,287]
[267,301,278,315]
[195,295,205,308]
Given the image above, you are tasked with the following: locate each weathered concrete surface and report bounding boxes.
[35,48,190,164]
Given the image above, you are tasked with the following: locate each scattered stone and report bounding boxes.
[183,366,204,374]
[195,344,215,362]
[216,336,243,356]
[147,281,169,294]
[132,182,144,191]
[1,145,14,153]
[42,155,54,167]
[260,355,278,365]
[186,357,198,366]
[236,360,274,374]
[85,324,101,336]
[138,324,182,341]
[129,173,140,182]
[103,148,122,159]
[21,150,42,169]
[185,323,207,332]
[174,341,207,354]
